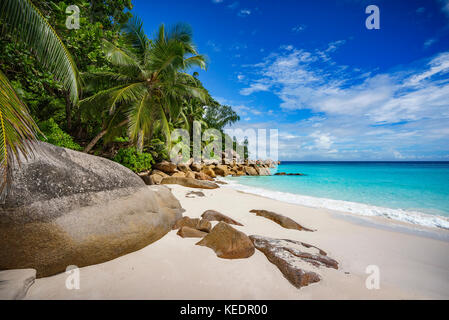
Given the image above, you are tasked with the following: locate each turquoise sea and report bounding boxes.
[223,162,449,229]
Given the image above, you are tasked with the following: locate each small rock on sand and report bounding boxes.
[201,210,244,226]
[196,222,254,259]
[249,209,314,232]
[250,235,338,289]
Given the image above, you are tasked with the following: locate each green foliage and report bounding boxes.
[0,0,244,172]
[113,147,154,173]
[39,118,82,150]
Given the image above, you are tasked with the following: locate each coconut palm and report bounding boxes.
[81,17,207,153]
[0,0,80,195]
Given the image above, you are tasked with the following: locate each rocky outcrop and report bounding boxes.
[177,226,207,238]
[142,157,277,185]
[201,210,244,226]
[196,222,254,259]
[250,235,338,289]
[249,209,314,232]
[0,269,36,300]
[161,177,219,189]
[0,142,184,277]
[275,172,305,176]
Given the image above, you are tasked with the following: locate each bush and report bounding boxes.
[39,118,82,151]
[113,147,154,173]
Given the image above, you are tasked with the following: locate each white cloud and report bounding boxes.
[292,25,306,33]
[235,45,449,160]
[238,9,251,17]
[309,131,334,150]
[424,38,437,48]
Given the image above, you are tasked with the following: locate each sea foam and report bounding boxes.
[219,178,449,230]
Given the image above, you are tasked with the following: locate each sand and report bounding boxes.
[26,184,449,299]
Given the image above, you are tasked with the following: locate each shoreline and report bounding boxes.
[218,176,449,232]
[25,184,449,300]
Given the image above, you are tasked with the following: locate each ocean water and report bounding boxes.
[222,162,449,230]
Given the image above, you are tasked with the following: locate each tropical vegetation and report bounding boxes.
[0,0,241,196]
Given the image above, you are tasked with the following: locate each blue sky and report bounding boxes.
[133,0,449,160]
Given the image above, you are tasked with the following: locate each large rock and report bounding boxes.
[195,172,214,181]
[161,177,219,189]
[196,222,254,259]
[177,163,190,173]
[250,209,314,232]
[201,166,216,178]
[0,269,36,300]
[213,165,229,177]
[201,210,244,226]
[256,166,271,176]
[185,171,196,179]
[153,161,178,174]
[250,235,338,288]
[244,166,258,176]
[150,174,163,184]
[171,172,186,178]
[190,162,202,172]
[0,142,184,277]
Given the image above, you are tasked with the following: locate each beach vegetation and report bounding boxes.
[0,0,243,193]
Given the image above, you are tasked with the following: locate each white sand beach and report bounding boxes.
[26,184,449,300]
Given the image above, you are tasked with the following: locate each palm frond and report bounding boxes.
[0,70,39,197]
[102,39,143,72]
[0,0,80,104]
[127,92,153,143]
[80,82,146,115]
[82,72,137,93]
[121,16,150,55]
[183,55,207,71]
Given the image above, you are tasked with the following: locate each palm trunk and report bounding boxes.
[64,91,72,132]
[83,119,129,153]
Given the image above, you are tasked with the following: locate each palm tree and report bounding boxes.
[0,0,80,195]
[81,17,207,153]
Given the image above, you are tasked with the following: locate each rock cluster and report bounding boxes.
[139,157,278,186]
[173,212,253,259]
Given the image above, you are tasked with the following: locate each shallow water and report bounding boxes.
[223,162,449,229]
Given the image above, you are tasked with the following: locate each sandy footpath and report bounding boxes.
[26,184,449,299]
